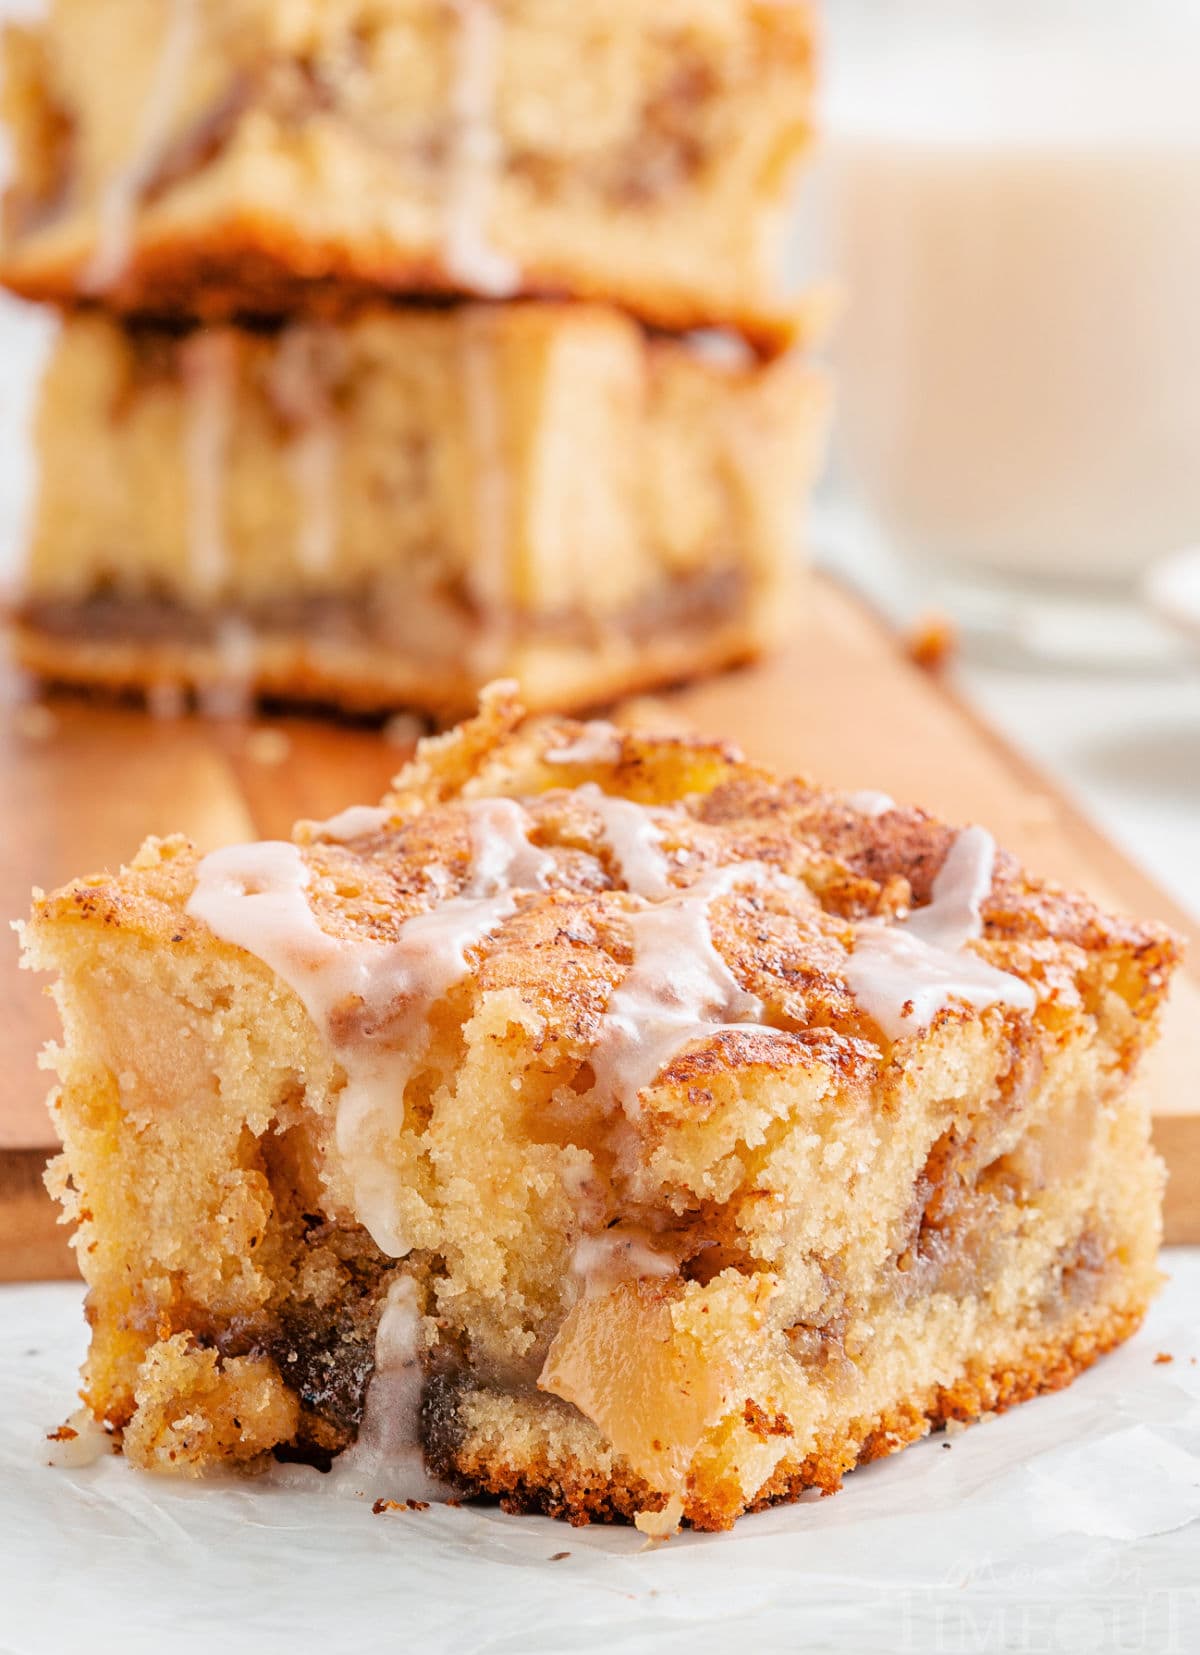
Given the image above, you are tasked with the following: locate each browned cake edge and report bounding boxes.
[10,581,780,719]
[0,215,816,356]
[438,1293,1148,1531]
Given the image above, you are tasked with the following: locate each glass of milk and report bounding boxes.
[822,0,1200,595]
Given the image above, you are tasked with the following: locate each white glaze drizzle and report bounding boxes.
[459,312,511,672]
[181,329,235,600]
[334,1276,454,1500]
[576,782,673,901]
[844,825,1036,1042]
[589,864,777,1120]
[198,615,257,721]
[186,839,347,1020]
[444,0,520,295]
[83,0,199,291]
[905,825,997,951]
[269,326,340,578]
[314,804,395,843]
[546,721,625,768]
[843,788,895,818]
[464,796,557,892]
[186,799,555,1255]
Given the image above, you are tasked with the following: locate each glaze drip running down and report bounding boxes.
[334,1276,453,1501]
[83,0,198,290]
[459,313,511,674]
[269,326,341,578]
[180,329,235,599]
[444,0,520,295]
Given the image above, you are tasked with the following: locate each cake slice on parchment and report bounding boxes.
[22,687,1175,1533]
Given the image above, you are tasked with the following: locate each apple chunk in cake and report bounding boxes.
[12,305,825,717]
[0,0,815,347]
[25,688,1175,1532]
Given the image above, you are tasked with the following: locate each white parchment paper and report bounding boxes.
[2,1257,1198,1655]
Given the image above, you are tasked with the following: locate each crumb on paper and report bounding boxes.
[245,728,291,766]
[904,610,958,674]
[550,1551,571,1562]
[13,703,58,742]
[1154,1352,1174,1366]
[46,1407,115,1467]
[634,1495,684,1541]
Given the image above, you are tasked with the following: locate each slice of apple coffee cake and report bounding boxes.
[24,686,1175,1532]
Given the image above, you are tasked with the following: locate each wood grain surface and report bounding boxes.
[2,574,1195,1280]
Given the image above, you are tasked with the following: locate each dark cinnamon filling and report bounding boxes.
[18,566,750,662]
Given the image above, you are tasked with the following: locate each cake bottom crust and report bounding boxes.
[0,211,808,358]
[433,1294,1148,1532]
[13,569,777,718]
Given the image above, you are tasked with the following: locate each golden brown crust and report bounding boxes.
[0,219,814,358]
[443,1294,1149,1531]
[30,692,1180,1045]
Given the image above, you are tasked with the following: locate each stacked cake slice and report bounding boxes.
[2,0,826,716]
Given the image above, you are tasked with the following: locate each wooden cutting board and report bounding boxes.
[2,573,1196,1279]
